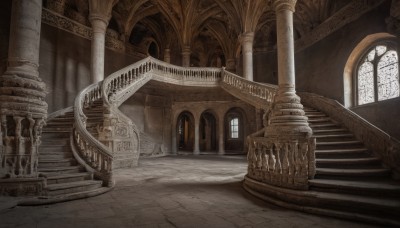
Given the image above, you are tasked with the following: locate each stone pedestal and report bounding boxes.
[182,46,191,67]
[241,32,254,81]
[0,0,47,194]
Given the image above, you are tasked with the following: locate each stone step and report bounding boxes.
[42,128,71,132]
[40,145,70,152]
[38,158,76,168]
[309,123,340,129]
[315,168,391,180]
[307,118,332,123]
[46,172,93,185]
[41,132,70,139]
[314,134,354,142]
[304,189,400,219]
[39,166,83,175]
[46,122,73,127]
[309,179,400,197]
[316,140,363,150]
[315,148,370,158]
[41,139,69,146]
[46,180,103,196]
[305,113,327,118]
[39,152,73,159]
[312,128,349,135]
[316,157,381,168]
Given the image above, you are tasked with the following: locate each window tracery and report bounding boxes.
[356,43,399,105]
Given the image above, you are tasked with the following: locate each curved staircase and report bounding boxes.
[18,56,398,225]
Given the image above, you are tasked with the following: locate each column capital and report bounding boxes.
[272,0,297,13]
[88,0,117,26]
[181,45,191,55]
[240,32,255,44]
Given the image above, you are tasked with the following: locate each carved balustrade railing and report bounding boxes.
[73,82,114,186]
[220,69,277,109]
[247,136,316,190]
[299,92,400,178]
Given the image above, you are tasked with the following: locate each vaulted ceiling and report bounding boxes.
[58,0,351,66]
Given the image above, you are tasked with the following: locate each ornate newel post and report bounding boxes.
[241,32,254,81]
[89,0,114,83]
[0,0,47,195]
[245,0,315,190]
[182,46,191,67]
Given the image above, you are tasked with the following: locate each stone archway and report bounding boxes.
[199,111,217,152]
[224,107,247,153]
[176,111,195,152]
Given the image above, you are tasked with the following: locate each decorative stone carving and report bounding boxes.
[272,0,297,13]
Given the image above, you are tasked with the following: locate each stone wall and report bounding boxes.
[0,0,11,75]
[292,1,400,140]
[39,24,139,113]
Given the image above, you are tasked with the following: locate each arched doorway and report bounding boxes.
[177,111,195,151]
[199,111,217,152]
[224,108,246,153]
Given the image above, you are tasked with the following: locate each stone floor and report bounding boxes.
[0,155,377,228]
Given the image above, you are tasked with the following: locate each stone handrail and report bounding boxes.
[299,92,400,178]
[221,69,277,109]
[246,136,316,190]
[73,82,114,186]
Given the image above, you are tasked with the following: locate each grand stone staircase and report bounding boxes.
[20,110,109,205]
[304,106,400,225]
[19,57,399,224]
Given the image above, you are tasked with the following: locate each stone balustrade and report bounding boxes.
[299,92,400,178]
[247,136,316,190]
[73,82,114,186]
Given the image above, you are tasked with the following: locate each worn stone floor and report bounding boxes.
[0,155,377,228]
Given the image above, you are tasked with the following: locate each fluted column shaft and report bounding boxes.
[241,32,254,81]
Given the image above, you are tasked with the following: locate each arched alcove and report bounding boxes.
[224,107,247,153]
[199,111,217,152]
[176,111,195,152]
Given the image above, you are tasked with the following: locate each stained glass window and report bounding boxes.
[356,44,399,105]
[230,118,239,139]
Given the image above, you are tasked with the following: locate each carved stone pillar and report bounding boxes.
[265,0,312,138]
[182,46,191,67]
[225,58,236,72]
[241,32,254,81]
[89,0,115,83]
[193,115,200,155]
[218,116,225,155]
[164,48,171,63]
[0,0,47,194]
[171,114,177,154]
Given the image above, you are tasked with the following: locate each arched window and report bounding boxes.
[230,117,239,139]
[356,43,399,105]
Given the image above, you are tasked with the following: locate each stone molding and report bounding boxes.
[272,0,297,13]
[295,0,386,52]
[41,8,132,55]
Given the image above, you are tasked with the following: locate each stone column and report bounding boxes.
[164,48,171,63]
[241,32,254,81]
[89,0,115,83]
[265,0,311,137]
[182,46,191,67]
[225,58,236,72]
[218,116,225,155]
[193,115,200,155]
[171,114,177,154]
[0,0,47,186]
